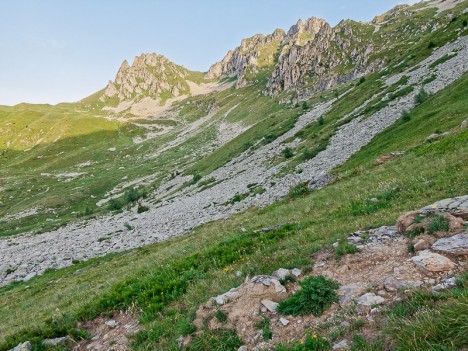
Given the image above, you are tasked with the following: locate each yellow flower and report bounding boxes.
[312,334,317,339]
[299,340,304,344]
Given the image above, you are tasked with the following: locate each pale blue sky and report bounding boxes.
[0,0,418,105]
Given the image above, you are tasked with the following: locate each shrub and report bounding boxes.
[318,116,325,125]
[288,183,310,198]
[124,222,133,231]
[107,199,123,211]
[428,41,436,49]
[123,188,140,203]
[137,204,149,213]
[302,101,309,110]
[415,88,429,105]
[263,133,278,144]
[335,240,359,259]
[401,109,411,122]
[282,147,294,159]
[428,215,449,234]
[277,275,339,316]
[463,19,467,27]
[215,310,228,323]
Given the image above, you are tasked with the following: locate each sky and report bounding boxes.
[0,0,419,105]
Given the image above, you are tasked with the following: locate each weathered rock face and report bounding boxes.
[206,17,327,89]
[101,53,197,102]
[267,19,380,97]
[206,28,286,88]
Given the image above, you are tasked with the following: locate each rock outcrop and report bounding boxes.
[101,53,202,102]
[206,17,327,89]
[206,29,286,88]
[267,19,380,98]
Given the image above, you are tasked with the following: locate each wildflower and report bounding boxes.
[312,334,317,339]
[299,339,304,344]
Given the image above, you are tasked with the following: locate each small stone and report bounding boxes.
[236,271,243,278]
[333,340,350,350]
[291,268,302,277]
[237,347,248,351]
[261,299,279,313]
[279,317,289,326]
[369,198,379,203]
[413,239,429,251]
[356,293,385,306]
[105,320,118,328]
[215,289,239,305]
[432,277,457,291]
[384,276,402,292]
[23,272,36,282]
[332,242,339,248]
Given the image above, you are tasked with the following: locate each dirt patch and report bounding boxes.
[73,311,139,351]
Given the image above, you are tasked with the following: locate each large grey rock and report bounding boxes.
[432,233,468,256]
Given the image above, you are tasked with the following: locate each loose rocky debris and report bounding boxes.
[72,311,139,351]
[186,197,468,350]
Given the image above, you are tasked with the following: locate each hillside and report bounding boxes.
[0,0,468,350]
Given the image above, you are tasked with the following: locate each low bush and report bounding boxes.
[428,215,449,234]
[277,275,339,316]
[288,183,310,198]
[414,88,429,105]
[335,240,359,259]
[282,147,294,159]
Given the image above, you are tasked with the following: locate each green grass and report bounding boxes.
[385,274,468,350]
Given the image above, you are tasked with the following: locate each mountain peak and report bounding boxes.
[101,53,203,104]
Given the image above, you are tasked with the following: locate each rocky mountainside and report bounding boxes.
[208,0,466,102]
[100,53,204,104]
[206,17,327,88]
[1,0,468,350]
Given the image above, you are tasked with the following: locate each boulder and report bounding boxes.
[261,299,279,313]
[411,250,455,275]
[272,268,291,280]
[432,233,468,256]
[397,211,420,233]
[11,342,32,351]
[412,234,437,251]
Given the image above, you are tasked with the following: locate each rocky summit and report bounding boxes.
[101,53,204,104]
[1,0,468,350]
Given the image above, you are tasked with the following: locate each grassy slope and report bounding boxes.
[0,74,467,350]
